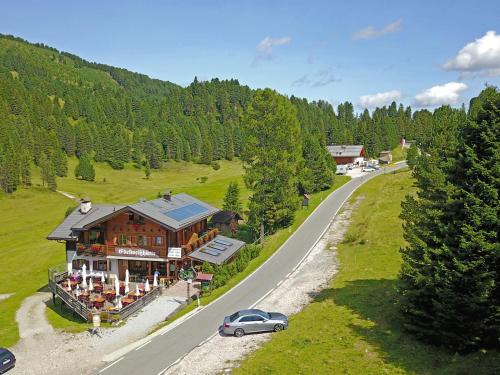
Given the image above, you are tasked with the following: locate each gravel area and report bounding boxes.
[167,198,362,375]
[0,293,14,301]
[9,293,183,375]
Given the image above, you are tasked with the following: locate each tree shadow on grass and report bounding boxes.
[315,279,500,375]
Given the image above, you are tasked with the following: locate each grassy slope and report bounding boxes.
[234,170,499,375]
[0,159,246,347]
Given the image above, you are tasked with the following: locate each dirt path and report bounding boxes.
[9,292,183,375]
[167,197,363,375]
[0,293,14,301]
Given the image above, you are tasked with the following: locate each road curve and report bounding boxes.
[98,163,407,375]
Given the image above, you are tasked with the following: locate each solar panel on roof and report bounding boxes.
[208,243,227,251]
[214,239,232,246]
[163,203,208,222]
[200,248,220,256]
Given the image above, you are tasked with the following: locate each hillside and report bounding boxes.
[0,33,435,195]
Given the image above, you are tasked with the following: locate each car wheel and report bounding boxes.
[274,324,284,332]
[234,328,245,337]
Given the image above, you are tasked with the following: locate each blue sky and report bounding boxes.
[2,0,500,110]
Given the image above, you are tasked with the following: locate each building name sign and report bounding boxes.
[168,247,182,259]
[116,247,157,258]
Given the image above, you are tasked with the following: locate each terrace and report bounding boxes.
[48,265,161,323]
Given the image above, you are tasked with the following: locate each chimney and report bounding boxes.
[80,197,92,214]
[163,191,171,201]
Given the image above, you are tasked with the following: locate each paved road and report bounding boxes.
[99,163,407,375]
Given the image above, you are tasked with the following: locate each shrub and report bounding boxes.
[200,176,208,183]
[211,161,220,170]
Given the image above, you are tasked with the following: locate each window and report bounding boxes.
[138,235,147,246]
[128,213,134,222]
[118,234,127,245]
[229,312,240,322]
[93,260,107,271]
[89,230,101,244]
[240,315,266,322]
[72,259,89,269]
[155,236,162,246]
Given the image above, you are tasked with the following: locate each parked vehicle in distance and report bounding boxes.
[347,164,353,170]
[367,164,380,170]
[336,164,348,175]
[223,309,288,337]
[0,348,15,374]
[362,166,376,172]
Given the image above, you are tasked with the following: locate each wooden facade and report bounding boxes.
[71,210,209,281]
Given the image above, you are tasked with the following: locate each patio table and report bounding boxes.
[90,296,105,309]
[103,290,116,301]
[121,297,134,307]
[128,291,144,300]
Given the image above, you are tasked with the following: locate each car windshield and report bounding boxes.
[0,351,11,361]
[229,312,240,322]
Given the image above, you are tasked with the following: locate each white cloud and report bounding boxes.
[352,19,402,40]
[414,82,467,107]
[358,90,402,108]
[291,74,311,87]
[253,36,291,66]
[443,31,500,77]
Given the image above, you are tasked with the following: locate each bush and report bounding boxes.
[211,161,220,170]
[200,176,208,183]
[208,244,262,289]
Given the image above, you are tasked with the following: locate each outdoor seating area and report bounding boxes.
[55,263,161,321]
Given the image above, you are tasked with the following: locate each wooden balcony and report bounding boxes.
[75,228,220,260]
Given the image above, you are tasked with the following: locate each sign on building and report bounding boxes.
[168,247,182,259]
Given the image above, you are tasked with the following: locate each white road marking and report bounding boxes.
[276,279,284,287]
[134,340,151,351]
[98,357,123,373]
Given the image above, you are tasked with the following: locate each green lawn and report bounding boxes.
[391,144,407,163]
[0,158,247,347]
[152,175,351,331]
[234,170,500,375]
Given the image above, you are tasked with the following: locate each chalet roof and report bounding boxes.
[47,204,125,241]
[326,145,365,158]
[211,210,242,224]
[188,235,245,265]
[47,193,220,241]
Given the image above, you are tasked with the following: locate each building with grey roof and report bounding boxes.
[326,144,366,165]
[47,192,245,282]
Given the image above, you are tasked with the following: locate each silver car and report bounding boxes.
[222,309,288,337]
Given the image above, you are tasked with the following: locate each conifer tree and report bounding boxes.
[74,154,95,181]
[399,88,500,351]
[39,153,57,190]
[242,89,302,235]
[144,159,151,179]
[222,182,242,214]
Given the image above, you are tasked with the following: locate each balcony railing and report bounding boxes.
[75,228,220,259]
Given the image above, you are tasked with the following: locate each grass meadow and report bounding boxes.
[233,170,500,375]
[0,158,247,347]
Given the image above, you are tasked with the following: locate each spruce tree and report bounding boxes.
[242,89,302,235]
[399,88,500,352]
[74,154,95,181]
[144,159,151,179]
[222,182,242,213]
[39,153,57,190]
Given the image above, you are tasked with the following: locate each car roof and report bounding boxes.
[0,348,12,354]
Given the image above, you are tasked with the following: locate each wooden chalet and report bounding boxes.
[326,145,366,165]
[48,192,245,282]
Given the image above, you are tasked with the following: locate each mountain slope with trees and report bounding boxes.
[0,33,450,196]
